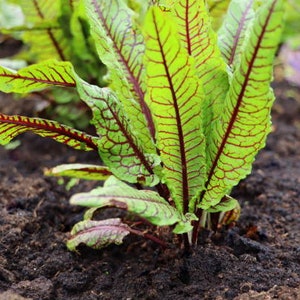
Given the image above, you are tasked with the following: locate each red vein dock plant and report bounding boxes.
[0,0,284,251]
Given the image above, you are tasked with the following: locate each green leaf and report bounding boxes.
[218,0,255,69]
[143,7,206,213]
[207,0,230,30]
[0,60,76,93]
[0,114,98,151]
[70,176,182,226]
[205,195,239,213]
[22,25,71,62]
[172,0,229,137]
[10,0,71,61]
[75,77,160,186]
[10,0,59,24]
[173,213,198,234]
[83,207,100,220]
[199,0,284,209]
[45,163,112,180]
[67,218,130,251]
[84,0,156,150]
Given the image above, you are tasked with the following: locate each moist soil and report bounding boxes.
[0,53,300,299]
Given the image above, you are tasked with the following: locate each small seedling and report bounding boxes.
[0,0,284,251]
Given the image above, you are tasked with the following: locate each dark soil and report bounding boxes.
[0,54,300,299]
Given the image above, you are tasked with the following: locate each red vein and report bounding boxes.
[184,0,192,55]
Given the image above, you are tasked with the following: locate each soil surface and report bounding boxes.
[0,46,300,299]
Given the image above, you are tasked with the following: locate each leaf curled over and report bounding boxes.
[67,218,130,251]
[70,176,182,226]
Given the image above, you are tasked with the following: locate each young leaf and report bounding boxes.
[173,213,198,234]
[70,176,182,226]
[199,0,284,209]
[205,195,239,213]
[144,7,206,213]
[0,60,76,93]
[76,78,160,186]
[218,0,255,69]
[45,163,112,180]
[0,114,98,151]
[67,218,130,251]
[83,0,156,149]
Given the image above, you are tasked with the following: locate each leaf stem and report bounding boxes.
[191,208,204,245]
[128,228,167,248]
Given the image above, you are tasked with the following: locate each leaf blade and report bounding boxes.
[12,0,71,61]
[218,0,255,68]
[70,176,182,226]
[67,218,130,251]
[0,60,76,93]
[200,0,284,209]
[144,7,206,213]
[0,114,98,151]
[76,78,160,186]
[172,0,229,137]
[84,0,156,148]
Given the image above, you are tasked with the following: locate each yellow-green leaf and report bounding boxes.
[12,0,70,61]
[172,0,229,138]
[199,0,284,209]
[84,0,156,152]
[0,60,76,93]
[144,7,206,213]
[0,113,98,151]
[76,77,160,186]
[71,176,182,226]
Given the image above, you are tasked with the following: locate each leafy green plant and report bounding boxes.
[0,0,284,251]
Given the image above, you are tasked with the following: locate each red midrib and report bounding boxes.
[152,10,189,214]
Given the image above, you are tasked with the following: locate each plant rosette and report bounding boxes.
[0,0,284,251]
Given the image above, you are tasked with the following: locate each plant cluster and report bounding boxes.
[0,0,284,251]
